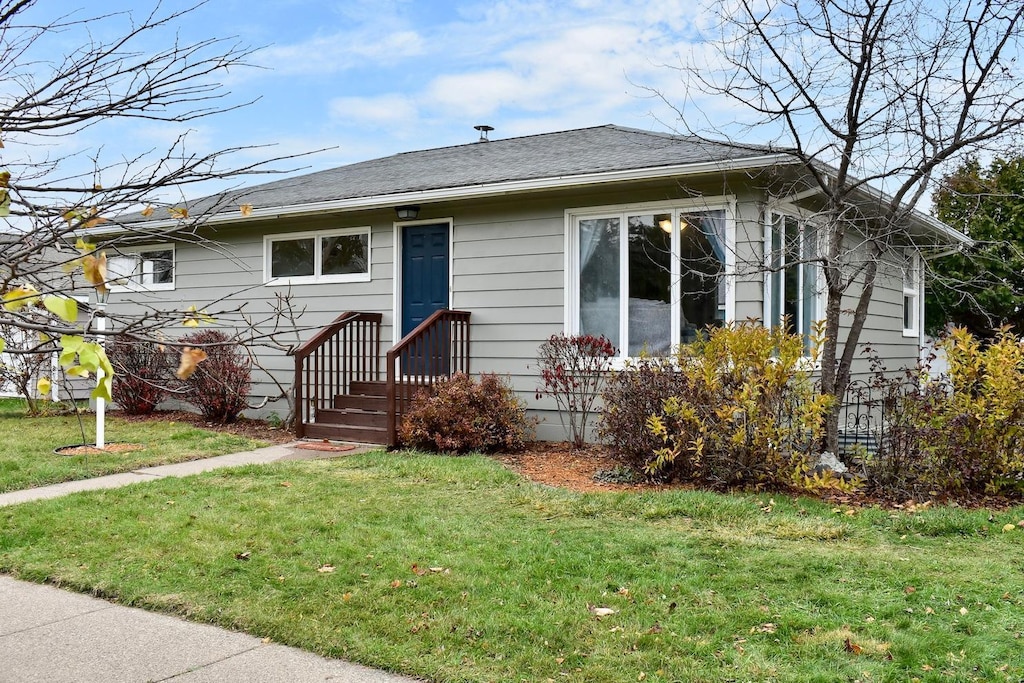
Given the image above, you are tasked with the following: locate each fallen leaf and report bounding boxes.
[646,623,663,634]
[905,586,916,594]
[411,564,428,576]
[588,605,617,618]
[317,564,335,573]
[752,623,778,634]
[280,481,293,488]
[959,607,968,615]
[390,580,402,588]
[342,592,352,601]
[1003,523,1016,533]
[844,637,863,655]
[235,551,251,561]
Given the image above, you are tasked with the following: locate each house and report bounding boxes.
[102,125,969,444]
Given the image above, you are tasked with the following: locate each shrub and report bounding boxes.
[179,330,251,423]
[865,327,1024,497]
[400,372,535,454]
[645,322,834,488]
[599,356,694,472]
[535,333,616,449]
[0,322,54,415]
[109,338,175,415]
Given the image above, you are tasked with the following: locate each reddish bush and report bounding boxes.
[109,338,175,415]
[535,333,616,449]
[179,330,251,423]
[400,372,535,454]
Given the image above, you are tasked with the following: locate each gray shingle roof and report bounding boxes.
[125,125,783,223]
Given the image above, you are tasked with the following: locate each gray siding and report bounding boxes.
[103,174,925,440]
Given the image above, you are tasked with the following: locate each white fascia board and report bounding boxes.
[108,154,795,233]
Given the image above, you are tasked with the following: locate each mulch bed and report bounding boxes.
[55,443,145,456]
[293,442,357,453]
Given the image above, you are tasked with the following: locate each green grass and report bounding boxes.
[1,451,1022,682]
[0,398,268,492]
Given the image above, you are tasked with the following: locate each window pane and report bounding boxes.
[904,295,914,330]
[322,233,368,275]
[628,214,672,356]
[579,217,620,349]
[783,216,800,335]
[679,210,726,344]
[271,238,315,278]
[107,255,140,286]
[140,249,173,285]
[770,214,783,330]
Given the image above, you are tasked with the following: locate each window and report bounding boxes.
[766,213,819,350]
[902,249,920,337]
[108,245,174,291]
[571,203,731,358]
[265,227,370,284]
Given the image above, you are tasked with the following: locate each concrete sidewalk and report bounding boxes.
[0,576,420,682]
[0,441,421,682]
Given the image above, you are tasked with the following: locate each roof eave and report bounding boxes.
[105,153,795,233]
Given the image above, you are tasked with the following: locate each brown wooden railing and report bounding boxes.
[386,309,471,446]
[292,312,382,438]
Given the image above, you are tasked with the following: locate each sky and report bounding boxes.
[27,0,727,198]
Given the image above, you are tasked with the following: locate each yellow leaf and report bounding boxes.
[75,238,96,253]
[0,170,10,188]
[239,203,253,217]
[0,338,5,354]
[36,377,51,396]
[182,318,199,328]
[0,189,10,217]
[1003,523,1016,532]
[183,305,215,327]
[317,564,335,573]
[65,365,91,379]
[3,284,40,311]
[82,252,108,294]
[43,296,78,322]
[82,214,108,229]
[93,183,102,191]
[168,207,189,220]
[141,205,155,218]
[175,347,207,380]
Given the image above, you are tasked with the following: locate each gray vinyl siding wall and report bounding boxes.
[105,174,926,438]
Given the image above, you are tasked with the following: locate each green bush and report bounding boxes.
[400,372,535,454]
[645,322,834,488]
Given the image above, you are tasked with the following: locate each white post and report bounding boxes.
[95,308,106,449]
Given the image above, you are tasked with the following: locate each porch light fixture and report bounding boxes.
[395,205,420,220]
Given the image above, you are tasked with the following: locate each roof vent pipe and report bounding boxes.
[474,125,493,142]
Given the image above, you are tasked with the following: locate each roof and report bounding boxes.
[118,125,790,225]
[114,123,967,246]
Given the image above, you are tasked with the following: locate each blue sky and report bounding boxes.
[44,0,725,195]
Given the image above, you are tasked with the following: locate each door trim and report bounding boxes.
[392,217,454,347]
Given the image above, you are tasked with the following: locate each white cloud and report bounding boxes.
[329,94,420,128]
[258,29,426,75]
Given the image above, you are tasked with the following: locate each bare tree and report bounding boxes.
[0,1,314,401]
[664,0,1024,451]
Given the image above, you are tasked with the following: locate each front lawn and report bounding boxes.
[1,451,1021,682]
[0,399,271,493]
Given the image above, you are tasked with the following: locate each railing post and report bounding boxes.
[294,352,305,439]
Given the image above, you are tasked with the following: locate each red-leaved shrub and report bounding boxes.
[109,338,175,415]
[400,372,535,453]
[179,329,251,423]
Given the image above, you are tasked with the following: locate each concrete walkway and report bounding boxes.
[0,441,423,683]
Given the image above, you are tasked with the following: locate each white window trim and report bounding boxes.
[902,248,921,339]
[263,226,371,286]
[564,196,737,363]
[108,243,175,292]
[762,209,824,343]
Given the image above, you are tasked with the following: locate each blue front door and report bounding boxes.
[401,223,449,336]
